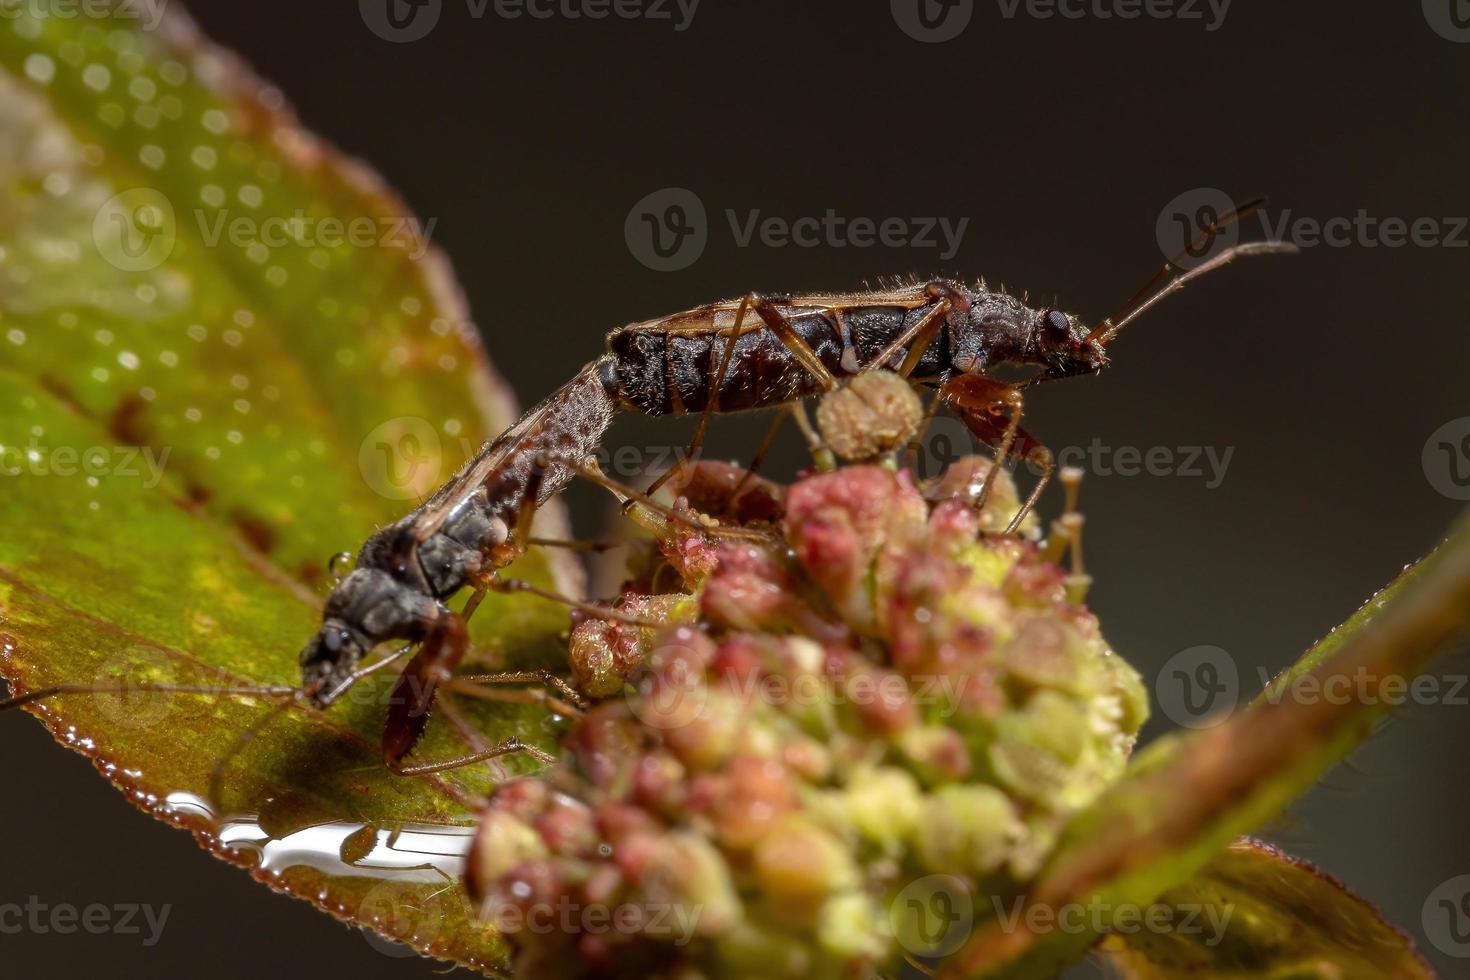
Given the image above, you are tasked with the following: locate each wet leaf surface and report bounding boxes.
[1096,838,1432,979]
[0,5,574,973]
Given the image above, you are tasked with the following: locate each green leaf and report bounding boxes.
[938,511,1470,978]
[0,6,575,973]
[1095,838,1433,979]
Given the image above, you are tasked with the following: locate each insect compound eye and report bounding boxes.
[1042,309,1071,343]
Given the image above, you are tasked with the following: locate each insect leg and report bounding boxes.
[646,293,754,497]
[716,405,788,516]
[862,295,953,378]
[391,684,553,785]
[939,375,1055,533]
[483,575,667,627]
[525,536,623,554]
[749,294,840,392]
[458,670,587,710]
[477,453,706,625]
[390,733,554,778]
[567,455,771,542]
[446,671,585,719]
[383,612,469,769]
[1011,443,1055,535]
[384,615,555,781]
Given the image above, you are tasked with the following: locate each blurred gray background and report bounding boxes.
[3,1,1468,976]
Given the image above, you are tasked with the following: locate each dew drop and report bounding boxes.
[23,53,55,85]
[82,63,112,92]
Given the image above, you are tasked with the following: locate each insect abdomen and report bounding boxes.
[609,309,847,416]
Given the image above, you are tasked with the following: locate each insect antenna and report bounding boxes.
[1085,197,1298,347]
[0,681,300,713]
[205,642,416,809]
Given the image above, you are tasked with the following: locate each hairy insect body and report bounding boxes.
[300,363,621,700]
[610,299,956,415]
[300,283,1105,699]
